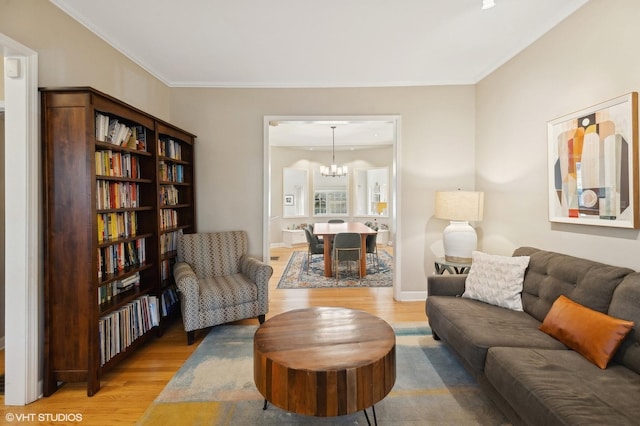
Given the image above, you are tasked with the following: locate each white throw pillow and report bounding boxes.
[462,251,530,311]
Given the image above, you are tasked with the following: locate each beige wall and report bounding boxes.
[0,0,170,119]
[170,86,476,294]
[1,0,477,295]
[7,0,636,295]
[476,0,640,268]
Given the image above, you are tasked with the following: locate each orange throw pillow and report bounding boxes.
[540,295,634,369]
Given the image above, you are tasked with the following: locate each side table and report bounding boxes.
[434,257,471,275]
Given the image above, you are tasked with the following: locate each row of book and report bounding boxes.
[161,258,175,282]
[161,286,180,317]
[98,239,146,278]
[95,150,142,179]
[98,272,140,305]
[159,185,179,206]
[160,231,180,255]
[98,294,159,366]
[97,211,138,242]
[159,161,185,183]
[158,137,182,160]
[95,113,148,151]
[160,209,178,230]
[96,181,140,210]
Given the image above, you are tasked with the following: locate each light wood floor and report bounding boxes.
[0,245,426,425]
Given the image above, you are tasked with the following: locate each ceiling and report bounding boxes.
[50,0,589,89]
[269,120,395,151]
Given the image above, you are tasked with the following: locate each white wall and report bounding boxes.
[272,145,393,244]
[170,86,476,295]
[476,0,640,269]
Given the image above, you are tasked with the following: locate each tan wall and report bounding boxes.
[170,86,476,293]
[476,0,640,268]
[2,1,478,294]
[0,0,170,120]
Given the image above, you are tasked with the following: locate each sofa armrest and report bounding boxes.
[240,255,273,313]
[427,274,467,297]
[173,262,200,332]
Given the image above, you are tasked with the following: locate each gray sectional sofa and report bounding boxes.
[426,247,640,426]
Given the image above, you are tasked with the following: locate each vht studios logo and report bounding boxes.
[5,412,83,422]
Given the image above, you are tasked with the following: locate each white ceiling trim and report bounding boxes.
[50,0,172,86]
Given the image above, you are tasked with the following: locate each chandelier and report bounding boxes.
[320,126,348,177]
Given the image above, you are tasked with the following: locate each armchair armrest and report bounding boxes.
[427,274,467,297]
[173,262,200,332]
[240,255,273,311]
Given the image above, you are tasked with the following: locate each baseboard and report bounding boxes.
[395,290,427,302]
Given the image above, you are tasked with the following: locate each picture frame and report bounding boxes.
[284,194,295,206]
[547,92,639,228]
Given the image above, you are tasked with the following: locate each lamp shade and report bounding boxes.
[434,191,484,222]
[434,191,484,263]
[376,201,388,215]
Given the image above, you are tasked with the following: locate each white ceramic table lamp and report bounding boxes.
[434,191,484,263]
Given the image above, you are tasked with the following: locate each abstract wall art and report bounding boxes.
[548,93,639,228]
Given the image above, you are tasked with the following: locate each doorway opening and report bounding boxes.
[263,116,401,298]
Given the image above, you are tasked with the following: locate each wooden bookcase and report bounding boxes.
[156,122,196,320]
[41,87,196,396]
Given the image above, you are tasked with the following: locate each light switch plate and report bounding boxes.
[6,58,21,78]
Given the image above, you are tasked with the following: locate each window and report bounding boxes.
[314,190,347,215]
[313,169,349,216]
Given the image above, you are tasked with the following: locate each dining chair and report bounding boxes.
[304,227,324,272]
[332,232,362,283]
[366,233,379,272]
[307,223,323,244]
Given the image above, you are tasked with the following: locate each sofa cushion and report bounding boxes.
[427,296,566,373]
[513,247,633,322]
[485,347,640,426]
[609,273,640,374]
[462,251,530,311]
[540,295,634,368]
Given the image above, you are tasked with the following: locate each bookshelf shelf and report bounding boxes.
[97,232,153,248]
[42,87,196,396]
[97,262,154,285]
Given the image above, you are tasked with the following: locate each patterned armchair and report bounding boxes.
[173,231,273,344]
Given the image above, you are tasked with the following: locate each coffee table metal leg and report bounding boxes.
[363,405,377,426]
[263,399,268,410]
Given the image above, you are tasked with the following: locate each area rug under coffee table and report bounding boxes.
[137,323,508,425]
[277,251,393,289]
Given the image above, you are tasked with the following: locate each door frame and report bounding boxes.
[262,115,402,300]
[1,33,40,405]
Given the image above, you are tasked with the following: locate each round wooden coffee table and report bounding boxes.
[253,307,396,422]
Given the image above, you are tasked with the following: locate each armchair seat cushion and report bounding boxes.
[199,274,258,309]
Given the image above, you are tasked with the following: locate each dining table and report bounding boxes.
[313,222,377,277]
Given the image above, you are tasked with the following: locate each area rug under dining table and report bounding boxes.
[137,323,508,425]
[277,250,393,289]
